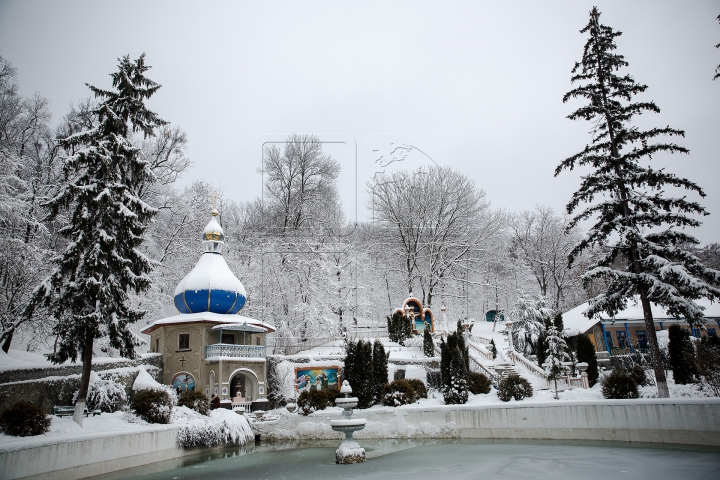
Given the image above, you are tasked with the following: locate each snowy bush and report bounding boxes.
[175,406,254,448]
[382,379,417,406]
[326,388,342,406]
[73,377,127,413]
[668,325,697,384]
[297,389,328,415]
[601,370,639,399]
[132,366,178,405]
[497,374,533,402]
[177,390,210,415]
[0,401,51,437]
[696,336,720,396]
[131,388,172,424]
[628,365,649,387]
[407,379,427,399]
[467,372,491,395]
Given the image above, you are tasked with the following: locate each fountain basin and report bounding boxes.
[330,418,367,428]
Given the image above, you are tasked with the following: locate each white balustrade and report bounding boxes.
[205,344,266,359]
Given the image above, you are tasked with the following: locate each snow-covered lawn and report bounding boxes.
[0,410,174,453]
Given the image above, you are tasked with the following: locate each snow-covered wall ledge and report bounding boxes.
[257,398,720,447]
[0,425,194,480]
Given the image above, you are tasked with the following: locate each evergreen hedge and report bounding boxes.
[601,370,639,399]
[0,401,51,437]
[178,390,210,415]
[407,379,428,399]
[497,374,533,402]
[467,371,492,395]
[575,333,599,386]
[382,379,416,406]
[131,388,172,424]
[297,389,329,415]
[668,325,697,384]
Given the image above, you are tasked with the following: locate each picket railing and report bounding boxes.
[509,349,590,389]
[509,350,547,378]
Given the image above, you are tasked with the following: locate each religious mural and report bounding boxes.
[172,372,195,392]
[295,366,340,392]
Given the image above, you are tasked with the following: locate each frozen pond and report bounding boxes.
[96,440,720,480]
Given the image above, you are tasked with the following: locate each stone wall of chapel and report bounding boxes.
[160,324,206,386]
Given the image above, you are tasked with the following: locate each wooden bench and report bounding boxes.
[53,406,101,417]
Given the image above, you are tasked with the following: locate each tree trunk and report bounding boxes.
[73,330,94,426]
[639,289,669,398]
[1,330,13,353]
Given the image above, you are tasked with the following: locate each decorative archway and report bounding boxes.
[228,368,259,402]
[394,297,435,334]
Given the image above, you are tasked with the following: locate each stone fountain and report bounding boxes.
[330,380,366,464]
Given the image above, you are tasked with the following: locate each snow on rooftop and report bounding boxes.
[141,312,276,334]
[562,297,720,335]
[203,216,223,235]
[173,252,245,296]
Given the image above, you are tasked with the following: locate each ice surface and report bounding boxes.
[96,440,720,480]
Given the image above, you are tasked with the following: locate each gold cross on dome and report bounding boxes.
[211,192,219,210]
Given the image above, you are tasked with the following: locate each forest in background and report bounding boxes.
[2,53,719,357]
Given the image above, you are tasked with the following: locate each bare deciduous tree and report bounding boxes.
[261,133,342,233]
[369,166,503,308]
[509,206,584,310]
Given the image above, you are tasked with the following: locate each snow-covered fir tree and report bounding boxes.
[556,8,720,398]
[444,346,469,405]
[509,293,553,356]
[372,339,388,403]
[543,322,570,400]
[423,327,434,357]
[26,54,166,425]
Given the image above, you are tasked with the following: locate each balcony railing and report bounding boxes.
[205,344,266,359]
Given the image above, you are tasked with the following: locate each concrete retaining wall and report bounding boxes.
[258,398,720,446]
[2,399,719,479]
[0,361,163,414]
[0,427,188,480]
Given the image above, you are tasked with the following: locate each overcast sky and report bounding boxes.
[1,0,718,243]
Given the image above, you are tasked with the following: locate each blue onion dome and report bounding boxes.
[173,209,247,314]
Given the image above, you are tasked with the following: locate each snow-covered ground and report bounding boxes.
[2,322,713,456]
[0,406,254,454]
[0,349,70,372]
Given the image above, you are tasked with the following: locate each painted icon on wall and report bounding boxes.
[172,372,195,392]
[259,386,265,395]
[295,366,340,393]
